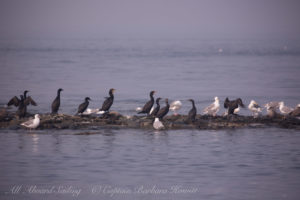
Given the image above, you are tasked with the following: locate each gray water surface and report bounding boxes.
[0,128,300,200]
[0,38,300,200]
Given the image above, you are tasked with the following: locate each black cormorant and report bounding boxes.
[138,91,155,115]
[51,88,63,114]
[100,88,115,113]
[77,97,91,115]
[16,95,26,118]
[188,99,197,121]
[156,98,170,120]
[7,90,37,107]
[224,97,245,115]
[150,97,161,117]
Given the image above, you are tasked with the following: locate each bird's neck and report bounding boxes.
[109,92,114,98]
[150,95,154,101]
[191,101,195,108]
[215,100,219,105]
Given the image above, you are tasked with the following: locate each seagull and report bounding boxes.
[169,100,182,115]
[135,107,142,112]
[264,101,279,110]
[279,102,293,115]
[82,108,100,115]
[248,100,263,117]
[203,97,220,116]
[21,114,40,130]
[153,118,165,130]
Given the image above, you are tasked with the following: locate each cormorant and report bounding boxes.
[188,99,197,121]
[51,88,63,114]
[77,97,91,115]
[224,97,245,115]
[16,95,26,118]
[7,90,37,107]
[138,91,155,115]
[203,97,220,116]
[100,88,115,113]
[156,98,170,120]
[150,97,161,117]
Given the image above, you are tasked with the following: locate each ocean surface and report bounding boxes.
[0,38,300,200]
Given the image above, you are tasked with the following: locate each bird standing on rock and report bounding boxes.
[150,97,161,117]
[99,88,115,114]
[248,100,262,117]
[138,91,155,115]
[224,97,245,115]
[156,98,170,120]
[21,114,40,130]
[188,99,197,121]
[7,90,37,107]
[203,97,220,116]
[77,97,91,115]
[279,102,293,116]
[169,100,182,115]
[153,117,165,130]
[51,88,63,114]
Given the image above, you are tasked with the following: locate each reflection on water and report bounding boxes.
[0,128,300,200]
[30,134,39,153]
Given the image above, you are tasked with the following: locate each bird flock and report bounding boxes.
[5,89,300,130]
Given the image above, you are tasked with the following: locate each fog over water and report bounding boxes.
[1,0,300,39]
[1,1,300,200]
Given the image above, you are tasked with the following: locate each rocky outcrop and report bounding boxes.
[1,110,300,130]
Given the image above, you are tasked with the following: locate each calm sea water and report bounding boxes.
[0,38,300,200]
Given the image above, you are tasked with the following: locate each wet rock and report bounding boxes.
[1,110,300,130]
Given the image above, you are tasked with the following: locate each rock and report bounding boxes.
[0,110,300,130]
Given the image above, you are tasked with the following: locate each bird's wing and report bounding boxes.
[7,96,20,106]
[25,96,37,106]
[283,106,293,113]
[203,103,215,113]
[156,107,166,116]
[142,100,153,111]
[21,118,34,126]
[101,97,113,111]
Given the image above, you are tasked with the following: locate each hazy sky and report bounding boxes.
[0,0,300,39]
